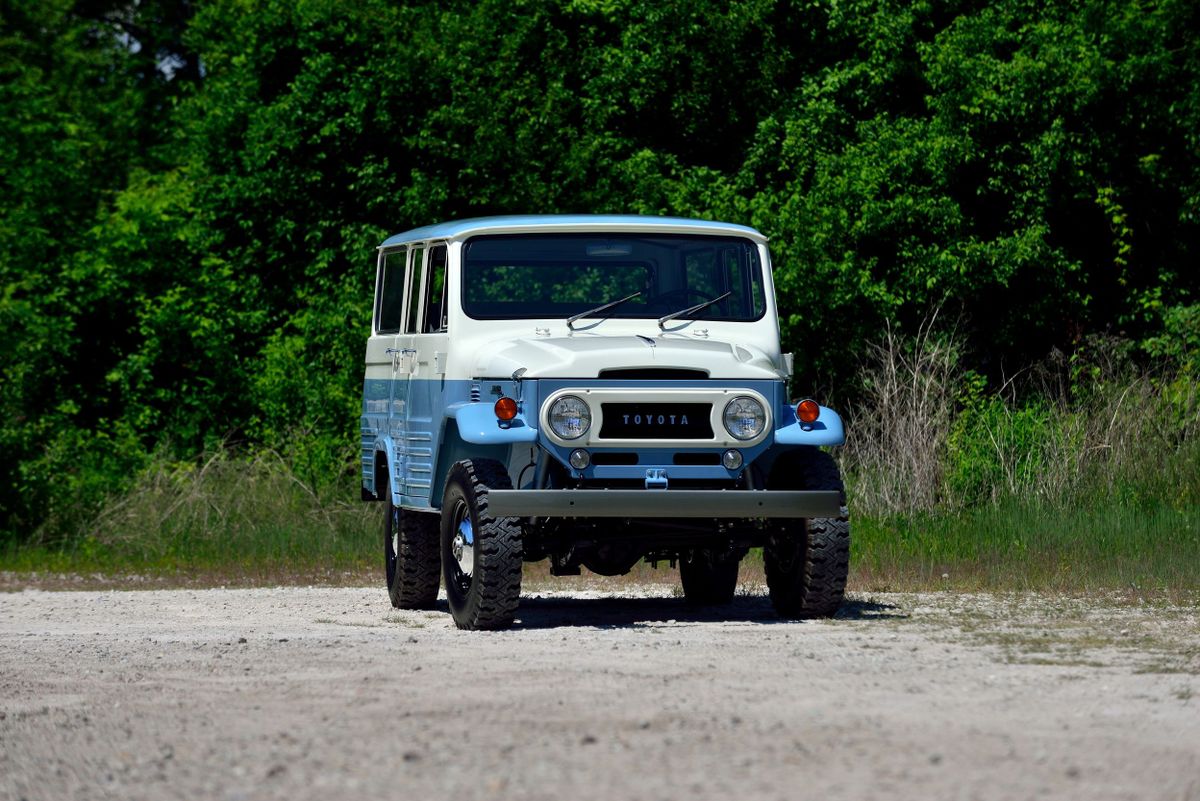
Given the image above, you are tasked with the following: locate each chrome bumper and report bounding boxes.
[486,489,843,519]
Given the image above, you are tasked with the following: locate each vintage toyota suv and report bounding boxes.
[361,215,849,629]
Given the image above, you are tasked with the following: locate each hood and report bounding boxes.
[473,335,782,380]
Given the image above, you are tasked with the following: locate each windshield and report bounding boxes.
[461,233,766,323]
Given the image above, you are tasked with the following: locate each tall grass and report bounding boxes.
[3,449,378,579]
[841,326,1199,592]
[840,314,961,514]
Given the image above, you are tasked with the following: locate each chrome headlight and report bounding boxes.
[548,395,591,440]
[723,396,766,440]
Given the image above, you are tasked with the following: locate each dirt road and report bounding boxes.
[2,584,1197,801]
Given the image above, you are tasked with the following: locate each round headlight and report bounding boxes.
[548,395,591,440]
[723,396,766,440]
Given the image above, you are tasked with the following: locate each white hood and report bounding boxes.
[473,335,782,380]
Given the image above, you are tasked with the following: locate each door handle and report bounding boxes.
[386,348,418,372]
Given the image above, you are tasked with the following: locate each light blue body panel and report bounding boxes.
[361,376,846,510]
[448,402,539,444]
[774,406,845,446]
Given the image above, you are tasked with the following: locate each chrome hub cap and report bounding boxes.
[451,518,474,576]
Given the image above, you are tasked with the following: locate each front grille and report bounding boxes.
[599,403,713,439]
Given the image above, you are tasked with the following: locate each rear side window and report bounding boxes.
[377,248,407,334]
[406,247,426,333]
[423,244,448,333]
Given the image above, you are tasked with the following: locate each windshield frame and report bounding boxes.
[459,232,768,324]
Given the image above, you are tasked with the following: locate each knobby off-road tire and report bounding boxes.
[679,548,740,605]
[764,448,850,619]
[440,459,523,630]
[384,492,441,609]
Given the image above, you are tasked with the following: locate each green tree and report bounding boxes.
[0,0,198,539]
[2,0,1198,543]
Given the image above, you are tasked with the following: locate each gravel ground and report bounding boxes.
[1,583,1198,801]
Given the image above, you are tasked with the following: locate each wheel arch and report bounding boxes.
[373,451,389,501]
[366,436,403,506]
[431,420,511,510]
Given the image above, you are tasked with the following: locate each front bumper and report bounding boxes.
[486,489,843,518]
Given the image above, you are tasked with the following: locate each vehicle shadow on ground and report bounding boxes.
[506,594,906,630]
[835,597,909,621]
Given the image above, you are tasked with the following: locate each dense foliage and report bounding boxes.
[2,0,1198,544]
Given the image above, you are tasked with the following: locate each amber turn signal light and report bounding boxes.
[796,399,820,424]
[494,396,519,421]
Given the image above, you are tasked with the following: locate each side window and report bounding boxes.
[405,247,426,334]
[423,244,448,333]
[377,247,407,334]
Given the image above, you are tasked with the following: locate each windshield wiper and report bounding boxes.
[657,291,732,330]
[566,291,642,330]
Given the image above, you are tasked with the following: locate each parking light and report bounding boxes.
[495,396,519,421]
[796,399,820,425]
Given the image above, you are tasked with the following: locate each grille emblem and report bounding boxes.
[623,414,688,426]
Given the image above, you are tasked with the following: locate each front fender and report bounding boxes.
[773,405,845,447]
[447,402,539,445]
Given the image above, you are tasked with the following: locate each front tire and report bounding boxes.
[384,493,441,609]
[440,459,523,630]
[764,448,850,618]
[679,548,740,605]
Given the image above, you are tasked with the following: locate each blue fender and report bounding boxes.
[773,405,846,447]
[447,402,539,445]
